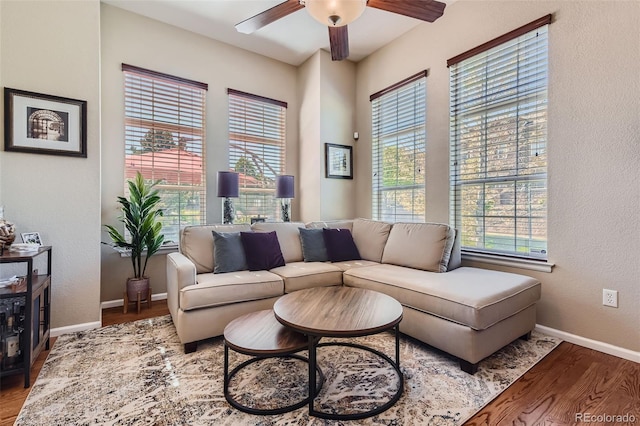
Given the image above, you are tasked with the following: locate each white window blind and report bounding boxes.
[449,16,550,260]
[122,64,207,244]
[371,71,427,222]
[228,89,287,224]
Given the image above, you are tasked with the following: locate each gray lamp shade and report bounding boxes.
[217,171,239,198]
[276,175,294,198]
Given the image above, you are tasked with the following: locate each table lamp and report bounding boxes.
[275,175,294,222]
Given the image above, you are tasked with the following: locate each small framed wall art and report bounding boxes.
[4,88,87,157]
[325,143,353,179]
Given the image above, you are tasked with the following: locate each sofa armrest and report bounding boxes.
[166,252,197,318]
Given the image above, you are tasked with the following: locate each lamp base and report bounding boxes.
[280,199,291,222]
[223,197,235,224]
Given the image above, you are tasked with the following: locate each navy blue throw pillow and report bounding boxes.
[299,228,329,262]
[322,228,361,262]
[212,231,248,274]
[240,231,286,271]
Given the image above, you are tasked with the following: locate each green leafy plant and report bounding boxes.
[105,172,164,279]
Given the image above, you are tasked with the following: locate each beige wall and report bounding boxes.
[99,4,299,302]
[0,0,102,329]
[298,50,357,222]
[298,52,323,222]
[355,1,640,352]
[319,51,357,220]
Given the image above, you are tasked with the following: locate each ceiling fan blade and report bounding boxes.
[235,0,305,34]
[329,26,349,61]
[367,0,446,23]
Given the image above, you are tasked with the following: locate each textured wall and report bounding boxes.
[355,1,640,352]
[0,0,102,329]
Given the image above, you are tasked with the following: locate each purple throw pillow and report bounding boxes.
[322,228,361,262]
[240,231,286,271]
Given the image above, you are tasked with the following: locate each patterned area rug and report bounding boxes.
[17,315,560,425]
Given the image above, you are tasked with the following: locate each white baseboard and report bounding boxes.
[535,324,640,363]
[100,292,168,310]
[51,321,101,337]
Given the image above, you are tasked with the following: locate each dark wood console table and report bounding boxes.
[0,246,52,387]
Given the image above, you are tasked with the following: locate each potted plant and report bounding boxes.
[105,172,164,302]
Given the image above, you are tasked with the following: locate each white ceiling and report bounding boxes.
[102,0,452,66]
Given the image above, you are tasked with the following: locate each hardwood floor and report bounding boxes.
[1,301,638,426]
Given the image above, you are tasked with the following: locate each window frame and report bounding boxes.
[448,15,551,262]
[122,64,208,246]
[370,70,427,223]
[227,89,287,224]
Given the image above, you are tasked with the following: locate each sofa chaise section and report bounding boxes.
[343,221,541,373]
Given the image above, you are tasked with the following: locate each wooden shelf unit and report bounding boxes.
[0,246,52,388]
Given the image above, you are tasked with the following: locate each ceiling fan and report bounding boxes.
[235,0,447,61]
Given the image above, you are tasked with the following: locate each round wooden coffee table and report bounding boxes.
[223,309,324,415]
[273,286,404,420]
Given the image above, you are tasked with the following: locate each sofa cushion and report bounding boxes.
[343,265,541,330]
[382,222,455,272]
[180,270,284,311]
[270,262,343,292]
[298,228,329,262]
[251,222,305,263]
[180,224,251,274]
[351,218,392,263]
[212,231,248,274]
[331,259,381,272]
[323,228,361,262]
[305,220,353,231]
[241,231,286,271]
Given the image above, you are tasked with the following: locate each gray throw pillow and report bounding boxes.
[212,231,248,274]
[299,228,329,262]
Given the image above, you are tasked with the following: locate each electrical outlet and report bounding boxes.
[603,289,618,308]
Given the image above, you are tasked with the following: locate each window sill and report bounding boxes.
[112,244,178,258]
[462,252,554,273]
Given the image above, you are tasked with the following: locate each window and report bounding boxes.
[228,89,287,224]
[371,71,427,222]
[122,64,207,244]
[448,15,550,260]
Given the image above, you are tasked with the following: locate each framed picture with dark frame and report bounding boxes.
[325,143,353,179]
[4,88,87,157]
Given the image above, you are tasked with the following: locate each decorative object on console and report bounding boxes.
[4,88,87,158]
[20,232,42,246]
[0,207,16,253]
[325,143,353,179]
[275,175,294,222]
[104,172,164,314]
[217,171,239,225]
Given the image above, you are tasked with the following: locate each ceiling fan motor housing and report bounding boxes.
[304,0,367,27]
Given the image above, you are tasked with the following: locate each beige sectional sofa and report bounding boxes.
[166,219,541,374]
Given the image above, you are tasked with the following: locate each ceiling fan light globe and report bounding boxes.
[305,0,367,27]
